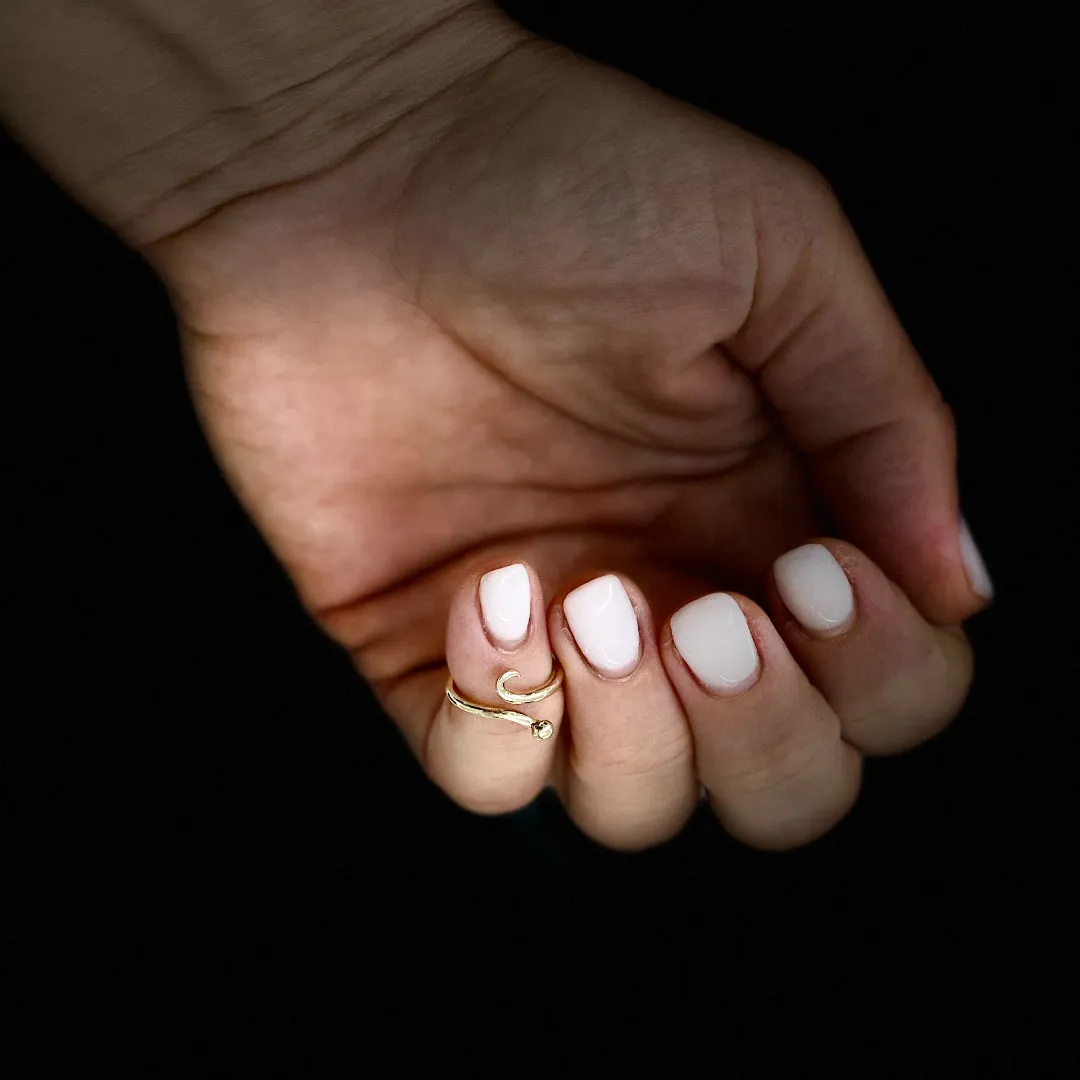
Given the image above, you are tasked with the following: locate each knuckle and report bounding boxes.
[729,735,829,796]
[753,158,838,256]
[788,156,837,204]
[933,394,958,438]
[720,712,840,795]
[772,153,841,228]
[574,727,692,782]
[845,635,974,754]
[444,775,541,817]
[934,633,975,724]
[577,814,688,854]
[426,720,550,816]
[920,390,958,453]
[716,749,861,852]
[568,782,697,853]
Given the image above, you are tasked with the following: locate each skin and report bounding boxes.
[0,0,987,849]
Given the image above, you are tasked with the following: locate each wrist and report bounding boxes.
[0,0,527,246]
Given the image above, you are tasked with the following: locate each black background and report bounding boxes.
[5,2,1073,1066]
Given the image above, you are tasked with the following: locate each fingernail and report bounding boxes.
[773,544,855,636]
[670,593,760,694]
[479,563,531,648]
[563,574,641,677]
[959,519,993,600]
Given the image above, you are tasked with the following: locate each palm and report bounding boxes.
[4,0,978,847]
[165,47,838,734]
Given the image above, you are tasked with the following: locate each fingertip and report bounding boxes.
[478,562,532,649]
[560,572,643,679]
[958,517,994,603]
[447,560,549,669]
[908,516,995,626]
[835,507,994,628]
[666,591,763,697]
[771,542,856,639]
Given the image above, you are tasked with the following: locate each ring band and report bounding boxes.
[445,661,563,740]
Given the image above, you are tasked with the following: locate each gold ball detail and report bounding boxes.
[532,720,554,741]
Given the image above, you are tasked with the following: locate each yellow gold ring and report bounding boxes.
[445,661,563,740]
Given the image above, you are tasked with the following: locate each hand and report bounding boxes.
[139,8,990,849]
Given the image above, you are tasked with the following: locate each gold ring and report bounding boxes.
[445,660,563,740]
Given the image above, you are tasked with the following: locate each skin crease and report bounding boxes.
[159,26,973,751]
[160,42,827,752]
[1,2,983,837]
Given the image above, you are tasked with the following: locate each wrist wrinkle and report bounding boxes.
[1,1,526,245]
[128,2,527,245]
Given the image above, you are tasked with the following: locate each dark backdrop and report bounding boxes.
[5,3,1072,1065]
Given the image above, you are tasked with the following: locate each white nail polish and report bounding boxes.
[670,593,759,694]
[773,544,855,635]
[563,574,641,677]
[479,564,531,648]
[959,519,993,600]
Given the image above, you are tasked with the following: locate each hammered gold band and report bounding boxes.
[445,661,563,740]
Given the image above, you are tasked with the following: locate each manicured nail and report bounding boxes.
[563,574,641,677]
[479,563,531,648]
[773,544,855,636]
[958,519,993,600]
[670,593,760,694]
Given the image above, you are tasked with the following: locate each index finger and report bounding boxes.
[731,169,991,625]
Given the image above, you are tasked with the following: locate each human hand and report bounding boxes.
[15,3,988,848]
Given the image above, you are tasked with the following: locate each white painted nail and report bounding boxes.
[670,593,759,694]
[773,544,855,635]
[479,564,531,648]
[563,574,641,677]
[959,519,993,600]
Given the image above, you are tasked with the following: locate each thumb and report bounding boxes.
[730,170,991,625]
